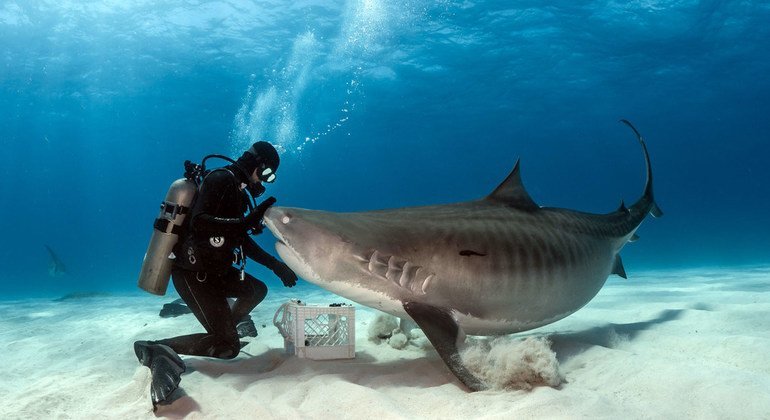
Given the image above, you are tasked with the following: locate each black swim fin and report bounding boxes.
[159,298,193,318]
[134,341,186,409]
[236,315,258,338]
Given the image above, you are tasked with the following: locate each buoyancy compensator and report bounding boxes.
[137,155,248,295]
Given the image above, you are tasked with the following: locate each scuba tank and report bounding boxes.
[137,155,250,295]
[137,178,197,295]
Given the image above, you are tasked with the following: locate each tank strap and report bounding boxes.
[160,201,189,218]
[154,218,184,235]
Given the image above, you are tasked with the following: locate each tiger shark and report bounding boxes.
[45,244,67,277]
[263,120,662,391]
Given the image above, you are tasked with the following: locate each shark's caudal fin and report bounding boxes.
[486,122,661,219]
[484,159,540,211]
[620,119,663,218]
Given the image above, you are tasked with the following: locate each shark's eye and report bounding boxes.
[282,215,291,225]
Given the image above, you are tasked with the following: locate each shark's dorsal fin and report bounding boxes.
[618,200,628,213]
[486,160,539,211]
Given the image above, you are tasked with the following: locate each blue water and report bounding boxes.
[1,1,768,299]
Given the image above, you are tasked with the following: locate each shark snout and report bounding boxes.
[262,206,328,284]
[264,207,288,243]
[264,206,320,247]
[265,206,293,227]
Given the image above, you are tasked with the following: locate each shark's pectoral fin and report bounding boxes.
[612,254,627,279]
[403,301,487,392]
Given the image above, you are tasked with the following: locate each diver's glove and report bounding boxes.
[244,196,277,231]
[272,261,297,287]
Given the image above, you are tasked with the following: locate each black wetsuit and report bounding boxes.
[157,166,282,359]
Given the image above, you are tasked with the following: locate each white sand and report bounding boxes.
[2,266,770,419]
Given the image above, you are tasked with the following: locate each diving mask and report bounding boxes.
[259,166,276,183]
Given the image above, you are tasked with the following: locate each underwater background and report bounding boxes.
[1,0,768,299]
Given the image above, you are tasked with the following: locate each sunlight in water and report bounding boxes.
[230,0,394,155]
[230,31,322,154]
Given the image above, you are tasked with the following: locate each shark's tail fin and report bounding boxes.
[620,119,663,218]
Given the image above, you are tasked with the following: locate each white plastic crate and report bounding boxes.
[273,299,356,360]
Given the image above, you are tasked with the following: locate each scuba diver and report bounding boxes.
[134,141,297,409]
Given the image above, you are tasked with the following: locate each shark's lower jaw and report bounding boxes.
[274,240,402,312]
[274,240,321,284]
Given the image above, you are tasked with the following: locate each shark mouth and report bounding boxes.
[273,238,320,283]
[262,213,284,243]
[262,213,316,281]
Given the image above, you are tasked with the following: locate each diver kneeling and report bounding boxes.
[134,141,297,408]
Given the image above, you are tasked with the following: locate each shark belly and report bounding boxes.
[275,209,620,336]
[407,231,617,336]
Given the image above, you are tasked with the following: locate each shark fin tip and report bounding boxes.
[612,255,628,279]
[486,160,539,211]
[650,202,663,218]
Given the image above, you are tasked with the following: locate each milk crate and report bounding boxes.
[273,299,356,360]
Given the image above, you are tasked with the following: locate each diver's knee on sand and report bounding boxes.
[198,332,241,359]
[207,339,241,359]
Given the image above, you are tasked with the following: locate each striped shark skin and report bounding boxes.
[263,120,662,391]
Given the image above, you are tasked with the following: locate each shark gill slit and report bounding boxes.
[387,255,405,283]
[358,250,385,280]
[358,249,431,294]
[400,262,419,293]
[420,273,435,294]
[396,260,410,287]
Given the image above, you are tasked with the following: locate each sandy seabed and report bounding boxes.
[2,266,770,419]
